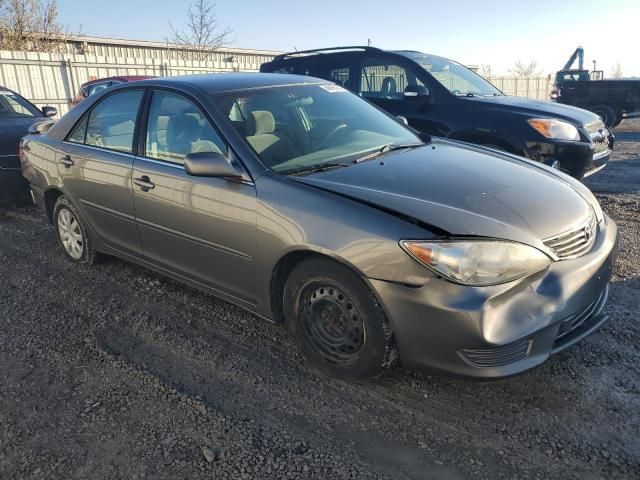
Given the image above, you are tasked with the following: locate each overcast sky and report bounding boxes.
[58,0,640,77]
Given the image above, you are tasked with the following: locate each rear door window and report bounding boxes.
[83,90,144,153]
[307,59,353,88]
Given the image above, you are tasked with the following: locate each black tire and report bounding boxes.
[612,115,624,129]
[283,258,397,380]
[53,196,97,265]
[591,105,616,128]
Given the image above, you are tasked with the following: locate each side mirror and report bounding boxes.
[403,85,430,101]
[396,115,409,126]
[184,151,243,178]
[28,119,56,134]
[42,106,58,118]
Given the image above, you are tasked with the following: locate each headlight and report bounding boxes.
[400,240,551,286]
[527,118,580,141]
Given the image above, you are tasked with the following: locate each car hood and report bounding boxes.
[293,140,594,251]
[463,95,600,126]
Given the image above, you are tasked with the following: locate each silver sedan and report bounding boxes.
[20,74,618,379]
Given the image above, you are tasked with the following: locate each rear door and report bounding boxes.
[59,89,145,255]
[131,89,258,306]
[305,57,358,91]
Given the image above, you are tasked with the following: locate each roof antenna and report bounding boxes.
[367,38,372,46]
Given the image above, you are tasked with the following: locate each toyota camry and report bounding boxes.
[20,74,618,380]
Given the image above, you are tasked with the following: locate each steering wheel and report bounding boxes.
[323,123,350,147]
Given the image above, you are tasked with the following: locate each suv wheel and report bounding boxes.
[283,258,397,380]
[53,196,97,264]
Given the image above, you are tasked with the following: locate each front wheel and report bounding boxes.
[53,196,97,264]
[283,258,397,380]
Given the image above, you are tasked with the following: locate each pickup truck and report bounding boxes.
[550,47,640,128]
[551,71,640,128]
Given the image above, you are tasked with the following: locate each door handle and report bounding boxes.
[59,155,74,168]
[133,176,155,192]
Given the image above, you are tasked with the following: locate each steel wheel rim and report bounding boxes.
[298,282,366,366]
[57,208,84,260]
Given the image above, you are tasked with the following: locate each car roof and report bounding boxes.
[0,86,18,95]
[81,75,154,88]
[128,73,330,94]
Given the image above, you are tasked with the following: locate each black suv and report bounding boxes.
[261,47,614,179]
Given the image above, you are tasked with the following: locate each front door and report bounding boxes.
[358,57,443,136]
[132,90,257,306]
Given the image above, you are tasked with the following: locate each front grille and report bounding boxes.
[584,120,605,134]
[555,288,608,342]
[584,120,610,157]
[458,339,531,368]
[543,213,598,260]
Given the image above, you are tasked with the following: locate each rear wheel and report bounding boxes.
[283,258,397,380]
[53,196,97,264]
[591,105,616,128]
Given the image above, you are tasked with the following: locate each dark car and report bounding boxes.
[0,87,57,204]
[70,76,154,107]
[20,74,617,380]
[261,47,614,179]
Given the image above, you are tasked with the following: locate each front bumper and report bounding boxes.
[369,215,618,378]
[524,132,614,180]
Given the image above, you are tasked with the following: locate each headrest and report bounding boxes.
[247,110,275,136]
[381,77,397,94]
[166,115,201,146]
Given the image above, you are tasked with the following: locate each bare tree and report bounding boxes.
[610,62,623,79]
[168,0,233,61]
[478,64,492,79]
[509,59,540,77]
[0,0,68,51]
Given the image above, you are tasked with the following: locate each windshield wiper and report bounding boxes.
[356,142,424,163]
[286,162,353,176]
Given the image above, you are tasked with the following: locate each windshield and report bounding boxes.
[0,90,41,118]
[214,84,422,175]
[399,52,502,97]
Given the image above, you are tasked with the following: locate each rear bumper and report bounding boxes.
[369,215,618,378]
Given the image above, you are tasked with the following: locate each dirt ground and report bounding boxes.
[0,120,639,480]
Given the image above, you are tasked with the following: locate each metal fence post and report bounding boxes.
[66,59,76,104]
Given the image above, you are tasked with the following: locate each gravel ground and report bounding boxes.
[0,120,639,480]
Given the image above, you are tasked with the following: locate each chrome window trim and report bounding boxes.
[61,141,137,159]
[135,156,184,170]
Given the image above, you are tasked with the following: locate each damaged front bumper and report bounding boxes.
[368,215,618,378]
